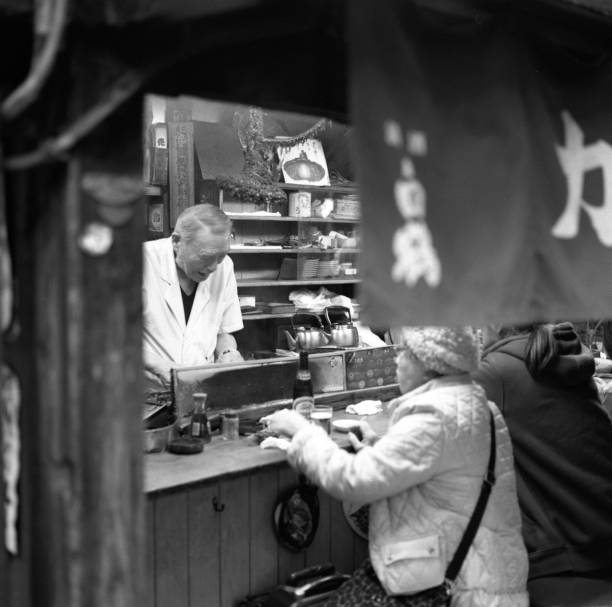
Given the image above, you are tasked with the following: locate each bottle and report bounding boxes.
[293,351,314,419]
[191,392,211,443]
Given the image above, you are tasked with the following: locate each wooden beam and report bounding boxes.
[29,156,146,607]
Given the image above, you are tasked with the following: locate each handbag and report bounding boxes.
[323,410,497,607]
[273,475,320,552]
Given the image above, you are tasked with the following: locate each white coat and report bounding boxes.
[142,237,243,377]
[287,376,529,607]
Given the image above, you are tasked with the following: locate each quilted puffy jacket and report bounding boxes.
[287,375,528,607]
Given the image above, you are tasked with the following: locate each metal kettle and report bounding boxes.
[324,305,360,348]
[285,312,331,351]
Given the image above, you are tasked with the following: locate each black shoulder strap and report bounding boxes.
[445,408,496,582]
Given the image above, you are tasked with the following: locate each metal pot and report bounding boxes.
[287,312,330,351]
[143,419,178,453]
[325,306,360,348]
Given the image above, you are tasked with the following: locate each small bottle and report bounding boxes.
[293,351,314,419]
[191,392,211,443]
[221,411,240,441]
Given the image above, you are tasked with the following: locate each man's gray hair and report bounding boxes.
[174,204,232,243]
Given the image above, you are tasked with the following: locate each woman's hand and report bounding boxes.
[348,420,378,452]
[260,409,310,438]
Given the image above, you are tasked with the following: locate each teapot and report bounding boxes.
[285,312,331,351]
[324,305,360,348]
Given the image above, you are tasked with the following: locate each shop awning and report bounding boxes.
[351,0,612,327]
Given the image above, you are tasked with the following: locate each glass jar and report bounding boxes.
[221,411,240,441]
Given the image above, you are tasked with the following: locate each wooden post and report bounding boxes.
[29,156,146,607]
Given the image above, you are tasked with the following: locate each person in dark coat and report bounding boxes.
[473,322,612,605]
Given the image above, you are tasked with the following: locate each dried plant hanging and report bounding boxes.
[216,107,330,208]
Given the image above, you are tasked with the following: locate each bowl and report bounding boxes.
[143,420,177,453]
[331,419,361,433]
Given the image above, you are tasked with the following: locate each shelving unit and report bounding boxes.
[217,183,362,353]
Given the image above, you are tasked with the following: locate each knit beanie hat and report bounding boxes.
[398,326,480,375]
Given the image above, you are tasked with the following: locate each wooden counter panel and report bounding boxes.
[145,463,371,607]
[249,468,280,594]
[220,475,251,606]
[144,410,392,605]
[188,482,221,607]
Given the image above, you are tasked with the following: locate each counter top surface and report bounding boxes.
[145,410,389,494]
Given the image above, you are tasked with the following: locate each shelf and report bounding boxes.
[237,278,361,287]
[226,214,360,224]
[230,247,360,254]
[278,183,359,194]
[242,311,361,321]
[241,312,296,321]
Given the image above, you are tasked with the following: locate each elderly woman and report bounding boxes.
[263,327,528,607]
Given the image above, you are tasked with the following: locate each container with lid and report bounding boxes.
[288,191,312,217]
[221,411,240,441]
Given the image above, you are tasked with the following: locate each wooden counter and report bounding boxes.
[145,435,288,494]
[145,410,388,494]
[144,409,389,607]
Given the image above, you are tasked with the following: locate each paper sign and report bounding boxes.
[277,138,330,186]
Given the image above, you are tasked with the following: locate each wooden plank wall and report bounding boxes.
[27,155,146,606]
[147,462,367,607]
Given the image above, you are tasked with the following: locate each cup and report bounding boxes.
[311,405,333,434]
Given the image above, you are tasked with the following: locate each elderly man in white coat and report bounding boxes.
[143,204,243,389]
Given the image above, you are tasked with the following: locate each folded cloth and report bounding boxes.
[260,436,291,451]
[346,400,382,415]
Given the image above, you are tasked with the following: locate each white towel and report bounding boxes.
[260,436,291,451]
[345,400,382,416]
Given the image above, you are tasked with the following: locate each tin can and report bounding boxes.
[288,191,312,217]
